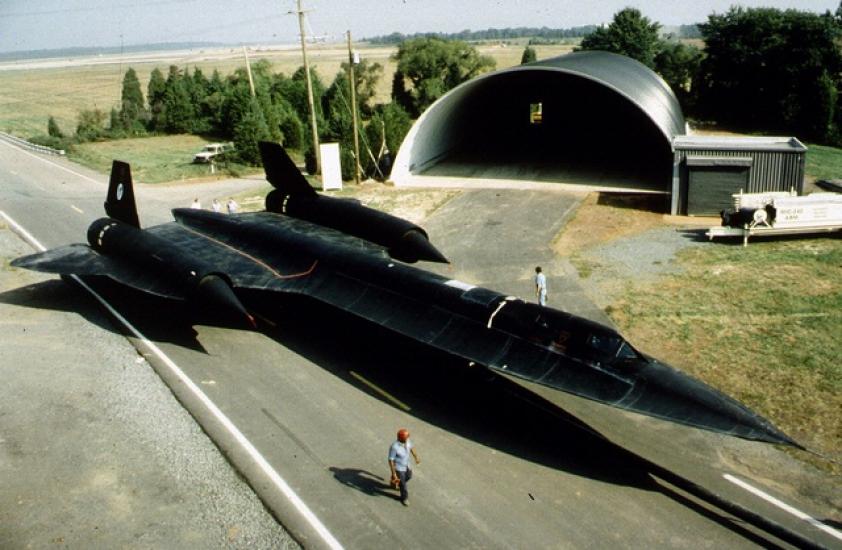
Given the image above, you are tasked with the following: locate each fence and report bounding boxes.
[0,131,65,156]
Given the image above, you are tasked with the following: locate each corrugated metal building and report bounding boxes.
[392,51,684,193]
[392,51,808,216]
[672,136,807,216]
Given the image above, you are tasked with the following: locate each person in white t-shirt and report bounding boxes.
[388,428,420,506]
[534,266,547,306]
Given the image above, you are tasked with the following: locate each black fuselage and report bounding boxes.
[172,208,798,447]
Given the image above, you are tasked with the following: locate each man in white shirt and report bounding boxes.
[534,266,547,306]
[388,428,420,506]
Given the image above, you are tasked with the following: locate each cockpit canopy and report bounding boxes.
[492,300,640,366]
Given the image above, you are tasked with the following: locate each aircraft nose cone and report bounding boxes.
[638,359,802,448]
[391,229,449,264]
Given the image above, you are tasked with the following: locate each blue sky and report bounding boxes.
[0,0,838,53]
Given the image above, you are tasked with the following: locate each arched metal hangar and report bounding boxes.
[391,50,687,194]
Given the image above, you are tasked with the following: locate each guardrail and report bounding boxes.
[0,131,65,156]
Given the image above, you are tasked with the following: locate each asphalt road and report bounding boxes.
[1,140,839,549]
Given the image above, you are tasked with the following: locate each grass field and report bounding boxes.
[805,142,842,182]
[613,240,841,457]
[559,196,842,471]
[70,134,259,183]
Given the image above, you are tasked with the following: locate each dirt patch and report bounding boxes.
[234,180,461,224]
[556,192,709,308]
[334,181,462,224]
[553,193,669,257]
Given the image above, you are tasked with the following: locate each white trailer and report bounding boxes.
[707,190,842,246]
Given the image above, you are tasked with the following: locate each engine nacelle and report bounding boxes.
[266,190,447,264]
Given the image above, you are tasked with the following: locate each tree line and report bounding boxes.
[366,26,599,45]
[43,59,414,180]
[577,5,842,144]
[39,3,842,181]
[40,37,495,180]
[366,24,703,45]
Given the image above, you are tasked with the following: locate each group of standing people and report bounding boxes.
[190,197,238,214]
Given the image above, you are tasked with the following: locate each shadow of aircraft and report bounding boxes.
[247,293,786,545]
[242,290,652,487]
[3,273,790,544]
[0,276,218,355]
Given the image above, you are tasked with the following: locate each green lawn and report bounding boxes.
[608,237,842,468]
[71,135,260,184]
[805,142,842,182]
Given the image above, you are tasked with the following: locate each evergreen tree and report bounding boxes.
[119,67,146,134]
[288,66,326,136]
[219,73,255,137]
[162,65,195,133]
[390,70,413,116]
[47,115,64,138]
[147,67,167,131]
[203,69,228,135]
[192,67,210,99]
[324,72,353,140]
[108,107,124,138]
[323,71,357,179]
[520,46,537,64]
[282,66,327,158]
[187,67,212,134]
[276,101,305,149]
[232,97,271,164]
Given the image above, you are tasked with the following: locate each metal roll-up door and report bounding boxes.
[685,156,752,215]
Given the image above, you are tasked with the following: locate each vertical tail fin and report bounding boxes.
[258,141,317,198]
[104,160,140,228]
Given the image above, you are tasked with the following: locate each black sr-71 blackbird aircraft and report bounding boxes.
[13,141,801,448]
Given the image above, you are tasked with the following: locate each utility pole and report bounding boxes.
[294,0,320,174]
[346,30,361,185]
[242,46,256,97]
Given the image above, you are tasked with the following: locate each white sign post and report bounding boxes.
[320,143,342,191]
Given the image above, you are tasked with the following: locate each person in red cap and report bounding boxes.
[388,428,420,506]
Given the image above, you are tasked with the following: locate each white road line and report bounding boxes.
[71,205,84,214]
[0,139,102,184]
[723,474,842,542]
[0,209,344,550]
[1,211,45,251]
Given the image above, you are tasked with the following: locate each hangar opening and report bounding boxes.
[391,51,686,194]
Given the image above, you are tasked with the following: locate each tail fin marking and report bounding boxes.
[105,160,140,228]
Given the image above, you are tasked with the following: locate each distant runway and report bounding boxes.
[0,43,376,72]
